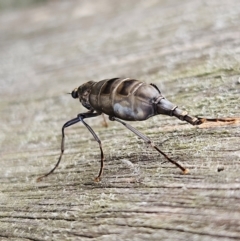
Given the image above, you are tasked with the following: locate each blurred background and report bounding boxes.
[0,0,47,10]
[1,0,239,101]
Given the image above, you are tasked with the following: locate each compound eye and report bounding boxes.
[71,88,79,99]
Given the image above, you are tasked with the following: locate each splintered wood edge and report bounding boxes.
[198,117,240,128]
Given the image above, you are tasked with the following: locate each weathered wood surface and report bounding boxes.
[0,0,240,240]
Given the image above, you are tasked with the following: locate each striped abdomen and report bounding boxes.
[89,78,161,121]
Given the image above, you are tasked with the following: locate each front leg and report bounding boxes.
[37,111,103,182]
[78,113,105,182]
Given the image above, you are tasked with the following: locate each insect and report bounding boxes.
[37,77,206,182]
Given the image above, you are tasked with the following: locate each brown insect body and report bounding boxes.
[38,77,204,182]
[74,77,200,125]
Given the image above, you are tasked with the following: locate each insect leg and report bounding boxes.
[78,113,104,182]
[109,116,188,174]
[37,112,102,182]
[37,117,81,182]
